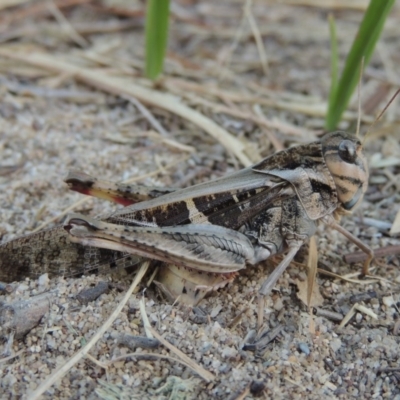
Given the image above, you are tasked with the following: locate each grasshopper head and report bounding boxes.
[322,131,369,212]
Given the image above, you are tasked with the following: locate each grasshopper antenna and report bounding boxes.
[356,56,364,138]
[362,87,400,144]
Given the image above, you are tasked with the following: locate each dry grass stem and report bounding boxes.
[146,265,159,287]
[121,156,189,184]
[0,0,30,11]
[355,304,379,319]
[124,95,170,137]
[313,308,343,322]
[273,0,369,10]
[339,303,378,328]
[148,326,215,382]
[184,93,301,146]
[257,295,264,331]
[244,0,268,76]
[344,244,400,264]
[167,76,373,127]
[107,352,200,374]
[227,307,250,329]
[317,269,378,284]
[0,349,25,364]
[216,4,248,77]
[85,353,108,370]
[232,384,251,400]
[284,377,307,390]
[47,0,89,48]
[390,209,400,235]
[139,295,154,339]
[252,104,284,150]
[1,0,92,23]
[307,236,318,307]
[31,197,89,233]
[104,131,194,153]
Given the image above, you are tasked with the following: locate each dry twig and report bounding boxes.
[344,244,400,264]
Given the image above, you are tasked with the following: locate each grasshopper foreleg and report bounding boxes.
[323,215,374,275]
[258,241,303,296]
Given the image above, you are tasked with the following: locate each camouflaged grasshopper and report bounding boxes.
[0,131,373,305]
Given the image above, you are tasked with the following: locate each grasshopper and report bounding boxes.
[0,131,373,305]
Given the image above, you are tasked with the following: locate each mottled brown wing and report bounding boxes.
[107,167,295,229]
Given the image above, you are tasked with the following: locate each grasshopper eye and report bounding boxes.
[338,140,357,163]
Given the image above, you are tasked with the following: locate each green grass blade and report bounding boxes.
[328,14,338,111]
[145,0,170,80]
[325,0,395,130]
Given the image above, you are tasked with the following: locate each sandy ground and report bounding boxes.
[0,1,399,399]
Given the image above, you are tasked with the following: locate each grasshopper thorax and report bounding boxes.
[321,131,369,212]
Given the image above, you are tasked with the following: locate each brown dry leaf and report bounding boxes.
[296,279,324,308]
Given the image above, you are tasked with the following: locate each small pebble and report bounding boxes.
[38,273,49,287]
[76,281,109,304]
[250,380,265,397]
[221,346,238,359]
[382,296,395,307]
[330,338,342,352]
[298,342,310,355]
